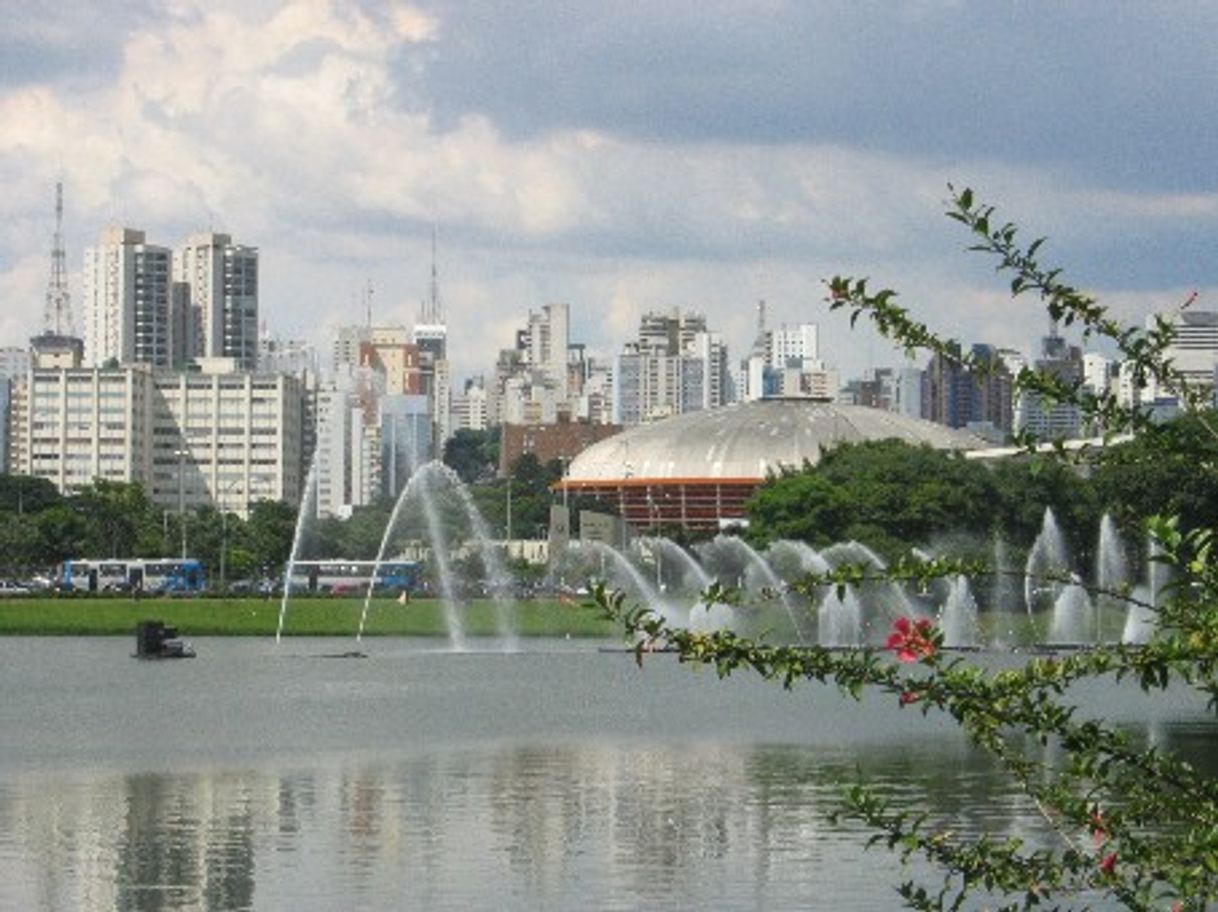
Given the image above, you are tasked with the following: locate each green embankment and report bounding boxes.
[0,596,618,638]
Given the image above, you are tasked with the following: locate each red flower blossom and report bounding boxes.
[899,690,920,706]
[1098,852,1117,875]
[886,616,936,663]
[1090,808,1107,846]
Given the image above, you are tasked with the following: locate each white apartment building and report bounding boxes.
[739,321,831,401]
[258,334,317,378]
[174,233,259,370]
[82,228,175,369]
[8,363,305,519]
[451,379,489,433]
[519,304,570,399]
[1147,310,1218,400]
[312,382,381,519]
[610,310,730,426]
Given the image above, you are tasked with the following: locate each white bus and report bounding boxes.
[60,558,206,594]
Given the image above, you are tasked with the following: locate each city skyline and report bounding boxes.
[1,2,1215,383]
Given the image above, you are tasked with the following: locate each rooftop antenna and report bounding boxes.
[751,298,768,357]
[423,225,443,324]
[44,181,73,336]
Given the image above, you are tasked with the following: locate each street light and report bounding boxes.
[174,448,189,558]
[218,477,243,593]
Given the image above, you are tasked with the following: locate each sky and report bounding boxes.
[1,0,1216,383]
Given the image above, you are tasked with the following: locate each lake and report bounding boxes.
[0,636,1212,910]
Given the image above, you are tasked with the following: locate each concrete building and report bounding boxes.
[8,362,305,519]
[1015,330,1084,439]
[174,233,259,370]
[920,344,1013,440]
[82,228,175,369]
[450,378,489,433]
[312,382,381,520]
[380,394,431,498]
[611,310,730,426]
[258,334,317,379]
[518,304,571,400]
[1148,310,1218,401]
[150,365,305,517]
[739,316,835,402]
[498,418,622,478]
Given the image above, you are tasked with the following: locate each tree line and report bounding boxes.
[744,411,1218,568]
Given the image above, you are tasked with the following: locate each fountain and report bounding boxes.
[939,575,979,648]
[279,461,1170,654]
[1048,580,1095,645]
[1123,534,1166,645]
[276,455,319,643]
[701,536,810,643]
[1024,507,1070,625]
[1095,513,1129,643]
[817,587,862,646]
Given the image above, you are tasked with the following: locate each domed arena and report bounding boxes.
[555,398,989,532]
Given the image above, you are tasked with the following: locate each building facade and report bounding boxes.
[8,363,305,519]
[82,228,174,369]
[174,233,260,370]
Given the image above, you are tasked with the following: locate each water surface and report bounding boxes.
[0,637,1211,910]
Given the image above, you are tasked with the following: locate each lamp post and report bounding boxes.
[505,479,513,542]
[219,477,242,594]
[174,448,189,558]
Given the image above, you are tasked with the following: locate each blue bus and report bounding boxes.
[60,558,206,594]
[287,560,420,595]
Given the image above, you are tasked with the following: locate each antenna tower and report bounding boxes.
[44,181,73,336]
[422,226,443,324]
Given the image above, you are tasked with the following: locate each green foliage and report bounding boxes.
[749,442,1006,558]
[1091,412,1218,532]
[747,440,1102,563]
[443,427,500,484]
[600,188,1218,910]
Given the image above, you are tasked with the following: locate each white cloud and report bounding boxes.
[1,0,1216,385]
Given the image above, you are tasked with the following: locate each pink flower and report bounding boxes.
[899,690,920,706]
[1098,852,1117,875]
[886,617,936,663]
[1090,808,1107,846]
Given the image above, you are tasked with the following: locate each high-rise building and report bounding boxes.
[451,378,490,433]
[611,310,730,425]
[922,344,1013,439]
[1015,329,1084,439]
[174,232,259,370]
[1148,310,1218,400]
[82,228,174,368]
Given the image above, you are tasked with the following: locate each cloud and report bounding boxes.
[0,0,1216,387]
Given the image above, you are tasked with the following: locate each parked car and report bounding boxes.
[0,580,31,597]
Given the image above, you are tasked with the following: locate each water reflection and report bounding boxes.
[0,636,1214,911]
[0,736,1107,912]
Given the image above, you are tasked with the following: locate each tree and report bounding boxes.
[72,480,157,559]
[443,428,500,484]
[243,499,297,577]
[0,474,62,514]
[748,442,1004,559]
[598,188,1218,910]
[1090,413,1218,533]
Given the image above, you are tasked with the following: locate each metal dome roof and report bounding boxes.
[566,399,990,482]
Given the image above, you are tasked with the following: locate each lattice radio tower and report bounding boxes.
[44,181,73,336]
[420,226,444,324]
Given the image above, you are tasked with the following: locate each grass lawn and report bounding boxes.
[0,595,620,639]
